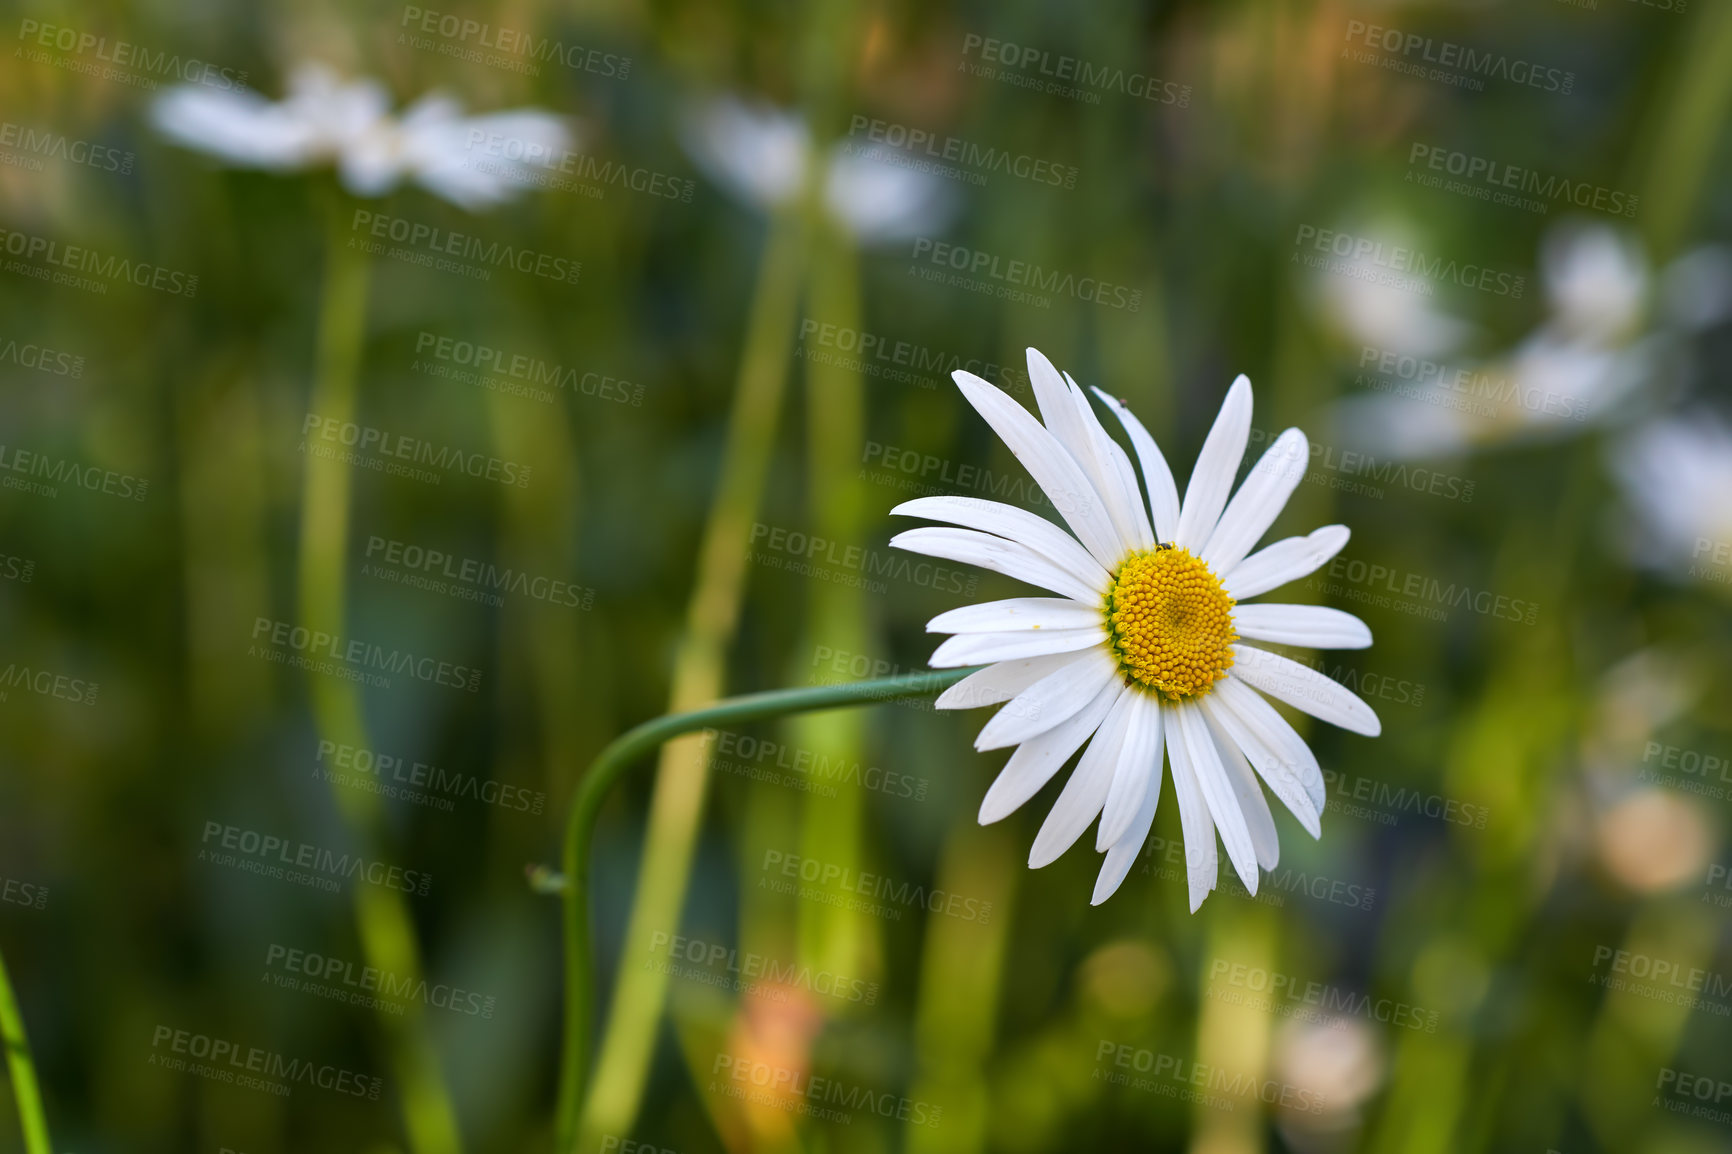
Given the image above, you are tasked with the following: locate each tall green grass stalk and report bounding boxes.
[296,200,465,1154]
[578,207,809,1147]
[791,227,874,984]
[0,946,50,1154]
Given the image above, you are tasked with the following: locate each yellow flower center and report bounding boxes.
[1103,546,1237,700]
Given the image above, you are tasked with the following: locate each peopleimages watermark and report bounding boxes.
[595,1129,675,1150]
[0,120,134,177]
[1293,224,1525,299]
[0,553,33,584]
[248,616,483,693]
[909,237,1141,311]
[1406,142,1637,218]
[860,439,1053,510]
[706,726,929,803]
[1094,1041,1326,1114]
[1141,835,1378,912]
[0,225,198,296]
[1589,946,1732,1017]
[1206,959,1440,1033]
[598,1139,680,1154]
[842,115,1077,190]
[1654,1067,1732,1129]
[262,942,497,1019]
[1272,651,1427,711]
[1354,344,1588,424]
[1640,740,1732,803]
[0,332,84,377]
[300,413,532,489]
[803,644,1035,720]
[646,931,881,1006]
[1341,20,1575,95]
[149,1024,381,1100]
[749,521,981,597]
[958,34,1191,107]
[760,849,993,925]
[1687,538,1732,586]
[1704,863,1732,910]
[711,1053,942,1127]
[1320,769,1487,830]
[805,646,955,716]
[398,6,631,80]
[0,872,48,911]
[412,331,643,407]
[15,20,248,91]
[199,819,432,897]
[362,534,594,612]
[796,320,1030,395]
[416,343,636,408]
[314,739,545,816]
[1302,554,1540,626]
[0,662,99,707]
[349,210,581,284]
[0,444,148,502]
[461,131,693,204]
[1245,425,1475,504]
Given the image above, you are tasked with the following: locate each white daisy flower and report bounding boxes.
[1332,223,1732,458]
[891,350,1382,910]
[152,63,570,210]
[1609,413,1732,585]
[680,96,953,243]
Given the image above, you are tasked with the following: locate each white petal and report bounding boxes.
[930,629,1105,668]
[890,527,1100,603]
[1201,428,1309,573]
[1224,525,1351,601]
[681,98,809,212]
[892,496,1109,594]
[1231,645,1383,737]
[1175,375,1253,549]
[928,597,1102,634]
[975,648,1119,751]
[823,144,955,242]
[937,652,1093,711]
[979,678,1121,823]
[1173,704,1259,894]
[405,108,572,210]
[1164,714,1220,912]
[337,131,407,197]
[152,86,320,170]
[951,372,1125,568]
[1096,696,1164,850]
[1207,677,1326,826]
[1066,373,1155,550]
[1029,685,1135,867]
[1024,352,1152,551]
[1233,604,1372,649]
[1204,709,1280,870]
[1091,764,1160,905]
[1090,387,1181,542]
[283,65,390,147]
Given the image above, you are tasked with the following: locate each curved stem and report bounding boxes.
[554,667,972,1152]
[0,946,51,1154]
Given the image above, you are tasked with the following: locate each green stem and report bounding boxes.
[297,199,464,1154]
[0,947,50,1154]
[554,667,971,1153]
[577,206,807,1147]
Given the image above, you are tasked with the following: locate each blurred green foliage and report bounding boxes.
[1,1,1730,1152]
